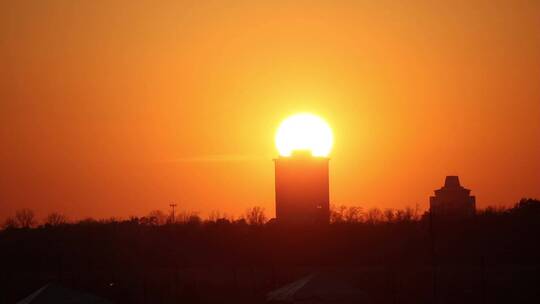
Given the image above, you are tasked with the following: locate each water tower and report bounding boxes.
[274,151,330,224]
[274,114,333,225]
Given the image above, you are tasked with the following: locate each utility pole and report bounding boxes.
[170,203,177,223]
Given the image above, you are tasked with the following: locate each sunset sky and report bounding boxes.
[1,1,539,220]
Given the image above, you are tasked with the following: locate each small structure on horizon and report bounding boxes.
[430,176,476,218]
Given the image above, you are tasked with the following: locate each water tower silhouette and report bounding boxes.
[274,151,330,224]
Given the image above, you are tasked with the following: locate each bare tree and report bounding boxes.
[384,208,395,222]
[177,210,200,223]
[404,206,415,221]
[330,205,347,223]
[245,206,267,226]
[15,209,37,228]
[394,206,418,222]
[207,210,231,223]
[2,216,18,230]
[366,208,384,224]
[345,206,364,222]
[147,210,167,225]
[45,212,68,226]
[187,214,202,225]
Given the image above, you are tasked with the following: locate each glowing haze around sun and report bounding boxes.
[275,113,333,157]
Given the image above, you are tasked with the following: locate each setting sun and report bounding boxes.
[275,113,333,157]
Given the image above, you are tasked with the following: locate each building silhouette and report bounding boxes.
[274,151,330,224]
[430,176,476,218]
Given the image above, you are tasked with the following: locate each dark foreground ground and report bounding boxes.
[1,199,539,303]
[4,264,539,304]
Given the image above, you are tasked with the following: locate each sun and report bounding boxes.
[275,113,333,157]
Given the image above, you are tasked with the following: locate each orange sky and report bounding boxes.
[1,1,539,220]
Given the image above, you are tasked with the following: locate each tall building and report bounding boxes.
[430,176,476,218]
[274,151,330,224]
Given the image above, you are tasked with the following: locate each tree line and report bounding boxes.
[3,200,537,230]
[1,204,426,230]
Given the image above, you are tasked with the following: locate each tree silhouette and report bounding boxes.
[147,210,167,225]
[44,212,68,226]
[366,207,384,224]
[2,216,18,230]
[15,208,36,228]
[330,205,347,223]
[384,208,396,222]
[177,210,201,224]
[345,206,363,222]
[244,206,267,225]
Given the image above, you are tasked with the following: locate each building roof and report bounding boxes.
[16,283,112,304]
[444,176,461,188]
[433,176,471,196]
[266,272,370,304]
